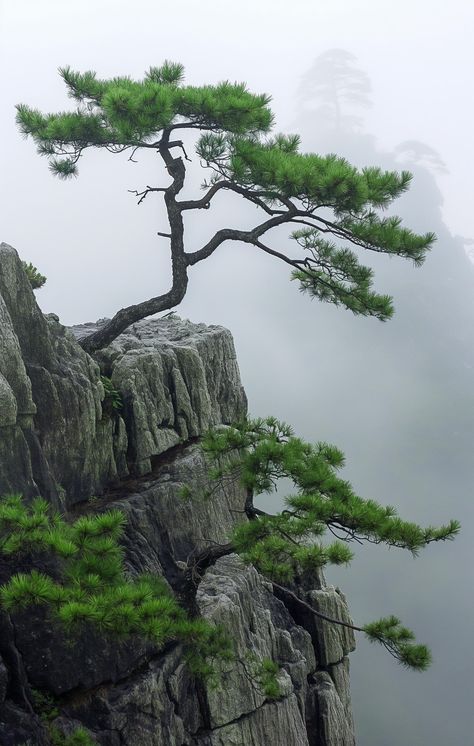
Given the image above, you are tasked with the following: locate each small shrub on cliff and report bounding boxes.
[29,690,96,746]
[30,688,59,722]
[0,495,229,672]
[22,260,47,289]
[100,375,123,416]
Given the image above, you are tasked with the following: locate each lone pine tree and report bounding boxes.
[17,61,435,353]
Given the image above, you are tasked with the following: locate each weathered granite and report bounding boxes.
[304,587,356,667]
[326,657,354,735]
[74,315,247,476]
[196,695,309,746]
[0,244,246,505]
[0,243,127,507]
[196,555,315,730]
[56,648,202,746]
[0,244,355,745]
[107,444,248,584]
[0,265,38,499]
[308,671,355,746]
[0,656,7,703]
[8,443,247,697]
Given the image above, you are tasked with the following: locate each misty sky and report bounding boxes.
[1,2,474,744]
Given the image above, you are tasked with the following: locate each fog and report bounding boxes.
[1,1,474,743]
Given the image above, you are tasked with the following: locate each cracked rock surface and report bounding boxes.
[0,244,355,745]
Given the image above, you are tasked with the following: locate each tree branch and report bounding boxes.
[181,537,365,637]
[253,240,304,270]
[179,180,286,215]
[128,186,167,205]
[272,582,364,632]
[185,212,295,267]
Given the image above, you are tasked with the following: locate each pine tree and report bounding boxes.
[0,495,231,679]
[22,261,47,289]
[197,417,460,671]
[296,49,372,130]
[13,61,456,680]
[17,62,434,354]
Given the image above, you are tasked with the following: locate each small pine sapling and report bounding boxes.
[22,261,47,289]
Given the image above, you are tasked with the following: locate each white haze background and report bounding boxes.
[1,1,473,744]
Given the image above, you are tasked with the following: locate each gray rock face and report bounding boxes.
[196,556,315,731]
[56,648,203,746]
[0,656,7,703]
[309,671,355,746]
[75,315,247,476]
[197,695,309,746]
[304,587,356,668]
[108,444,248,584]
[0,244,246,505]
[0,245,355,745]
[0,256,38,500]
[0,243,125,507]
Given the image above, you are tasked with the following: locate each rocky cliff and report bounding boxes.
[0,243,356,745]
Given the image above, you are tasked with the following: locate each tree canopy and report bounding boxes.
[17,62,435,353]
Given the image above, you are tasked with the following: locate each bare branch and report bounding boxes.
[128,146,140,163]
[253,240,303,270]
[272,582,364,633]
[186,212,295,267]
[128,186,167,205]
[179,180,285,215]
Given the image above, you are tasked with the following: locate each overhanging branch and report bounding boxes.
[272,582,363,632]
[179,180,287,216]
[185,212,295,266]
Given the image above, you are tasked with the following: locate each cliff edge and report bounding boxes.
[0,242,355,745]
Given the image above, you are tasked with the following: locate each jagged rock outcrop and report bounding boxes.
[0,242,246,507]
[0,244,356,745]
[0,242,124,508]
[72,315,247,479]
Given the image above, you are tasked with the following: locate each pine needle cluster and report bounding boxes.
[254,658,281,699]
[202,417,460,670]
[0,495,229,676]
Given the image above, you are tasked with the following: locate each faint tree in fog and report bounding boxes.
[297,49,372,131]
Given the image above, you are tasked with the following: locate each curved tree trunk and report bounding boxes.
[80,141,189,355]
